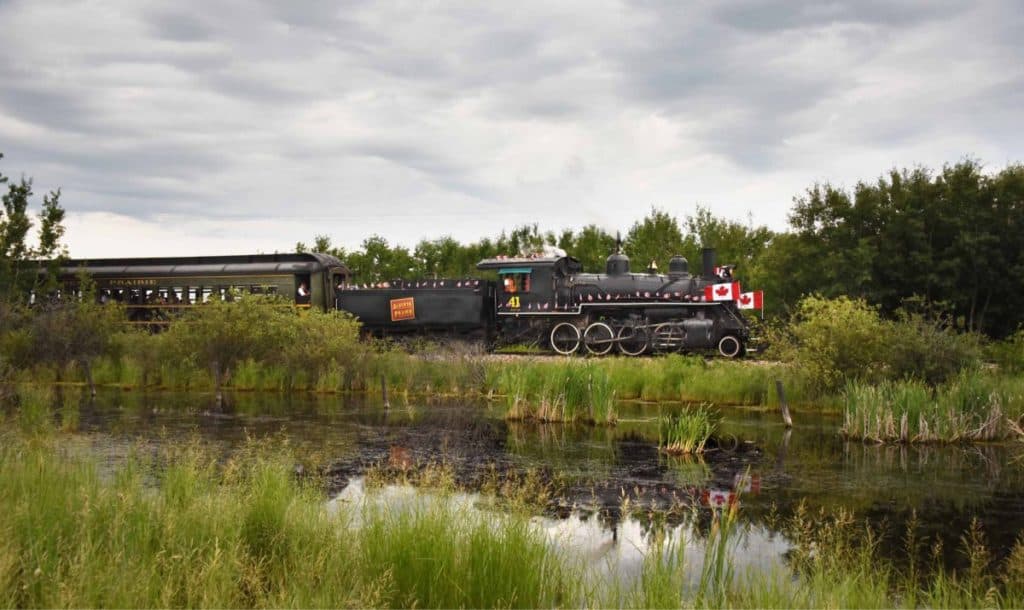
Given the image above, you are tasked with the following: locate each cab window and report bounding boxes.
[501,273,531,293]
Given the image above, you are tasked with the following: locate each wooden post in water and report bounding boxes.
[381,375,390,409]
[775,379,793,428]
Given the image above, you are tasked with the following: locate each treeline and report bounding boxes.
[301,160,1024,337]
[3,152,1024,337]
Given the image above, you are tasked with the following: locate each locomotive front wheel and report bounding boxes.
[718,335,743,358]
[583,322,615,356]
[616,324,649,356]
[550,322,582,355]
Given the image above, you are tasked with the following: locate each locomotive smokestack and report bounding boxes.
[702,248,716,279]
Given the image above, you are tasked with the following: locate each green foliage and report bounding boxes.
[658,405,719,454]
[24,295,124,382]
[886,309,982,385]
[495,361,618,424]
[625,207,685,272]
[11,384,55,435]
[276,309,363,389]
[989,329,1024,373]
[160,294,296,395]
[0,153,67,299]
[768,295,887,392]
[772,161,1024,337]
[558,224,616,273]
[770,295,983,394]
[0,436,575,608]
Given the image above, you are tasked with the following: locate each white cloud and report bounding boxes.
[1,0,1021,257]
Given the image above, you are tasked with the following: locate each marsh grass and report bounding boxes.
[4,426,1024,608]
[627,499,1024,609]
[658,405,719,454]
[15,322,818,414]
[0,434,575,609]
[495,361,617,424]
[11,383,54,434]
[595,354,815,407]
[841,371,1024,443]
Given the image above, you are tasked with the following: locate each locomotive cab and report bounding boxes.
[476,256,573,313]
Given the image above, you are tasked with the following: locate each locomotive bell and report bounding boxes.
[606,252,630,275]
[668,255,689,279]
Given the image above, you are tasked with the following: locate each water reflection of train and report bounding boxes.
[43,245,754,356]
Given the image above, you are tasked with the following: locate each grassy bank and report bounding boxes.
[840,371,1024,443]
[0,433,572,609]
[5,293,1024,437]
[3,426,1024,608]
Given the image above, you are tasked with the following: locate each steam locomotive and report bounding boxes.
[42,246,752,357]
[337,247,751,357]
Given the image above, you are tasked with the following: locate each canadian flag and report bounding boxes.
[704,281,741,302]
[737,290,764,310]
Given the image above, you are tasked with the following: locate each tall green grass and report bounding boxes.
[625,499,1024,609]
[494,361,617,424]
[0,434,575,608]
[598,354,813,407]
[658,405,718,454]
[3,425,1024,608]
[841,371,1024,443]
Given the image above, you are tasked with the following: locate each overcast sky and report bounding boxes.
[2,0,1021,258]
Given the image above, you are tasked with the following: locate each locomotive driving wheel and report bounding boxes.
[616,323,649,356]
[652,322,685,352]
[550,322,582,355]
[583,322,615,356]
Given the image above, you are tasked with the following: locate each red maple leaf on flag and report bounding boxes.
[739,294,751,305]
[715,285,729,297]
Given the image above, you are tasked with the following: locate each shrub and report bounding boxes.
[161,294,297,402]
[770,295,983,394]
[989,329,1024,374]
[767,295,888,393]
[886,311,982,386]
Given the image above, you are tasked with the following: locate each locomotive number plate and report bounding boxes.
[390,297,416,321]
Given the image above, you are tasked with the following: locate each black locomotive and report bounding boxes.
[336,247,751,357]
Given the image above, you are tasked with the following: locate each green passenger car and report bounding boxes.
[43,253,348,327]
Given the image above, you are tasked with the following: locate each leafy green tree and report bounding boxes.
[345,235,417,284]
[561,224,616,273]
[774,160,1024,336]
[625,208,685,272]
[0,153,68,299]
[414,236,467,278]
[681,206,774,287]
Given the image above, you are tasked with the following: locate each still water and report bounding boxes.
[55,388,1024,577]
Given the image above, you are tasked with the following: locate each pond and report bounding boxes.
[56,388,1024,579]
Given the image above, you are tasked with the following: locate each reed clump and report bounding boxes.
[494,361,617,424]
[840,371,1024,443]
[658,405,719,454]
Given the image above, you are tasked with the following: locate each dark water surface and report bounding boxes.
[61,388,1024,574]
